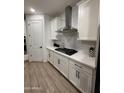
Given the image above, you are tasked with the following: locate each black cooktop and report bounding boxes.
[55,48,77,56]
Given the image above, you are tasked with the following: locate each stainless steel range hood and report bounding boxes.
[57,6,78,33]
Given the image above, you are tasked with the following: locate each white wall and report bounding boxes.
[72,5,78,29]
[43,15,52,62]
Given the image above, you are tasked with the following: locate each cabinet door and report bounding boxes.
[59,55,69,78]
[53,53,60,70]
[50,51,54,65]
[69,61,80,88]
[79,69,92,93]
[47,50,50,62]
[47,50,53,64]
[69,60,93,93]
[78,0,99,40]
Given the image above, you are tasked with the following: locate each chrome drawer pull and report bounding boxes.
[75,64,81,68]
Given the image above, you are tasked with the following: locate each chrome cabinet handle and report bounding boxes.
[76,70,77,78]
[40,46,42,48]
[76,70,80,79]
[78,71,80,79]
[75,64,81,68]
[58,59,60,64]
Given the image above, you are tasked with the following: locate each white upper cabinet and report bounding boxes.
[77,0,99,40]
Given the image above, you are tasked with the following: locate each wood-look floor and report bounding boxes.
[24,62,81,93]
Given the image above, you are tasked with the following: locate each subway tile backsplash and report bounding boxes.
[52,33,96,56]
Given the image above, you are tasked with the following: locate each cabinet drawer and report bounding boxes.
[69,60,93,75]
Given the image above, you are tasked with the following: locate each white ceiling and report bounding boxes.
[24,0,80,17]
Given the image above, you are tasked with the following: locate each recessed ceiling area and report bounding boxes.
[24,0,80,17]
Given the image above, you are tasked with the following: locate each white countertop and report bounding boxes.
[47,47,96,69]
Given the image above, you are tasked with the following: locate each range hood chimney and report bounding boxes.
[57,6,78,33]
[65,6,72,29]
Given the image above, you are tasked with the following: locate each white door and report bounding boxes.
[27,20,43,62]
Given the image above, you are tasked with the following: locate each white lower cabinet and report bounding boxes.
[79,69,92,93]
[59,55,69,78]
[53,53,60,70]
[69,61,80,87]
[69,60,92,93]
[47,50,51,62]
[53,52,69,78]
[47,50,54,65]
[47,49,94,93]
